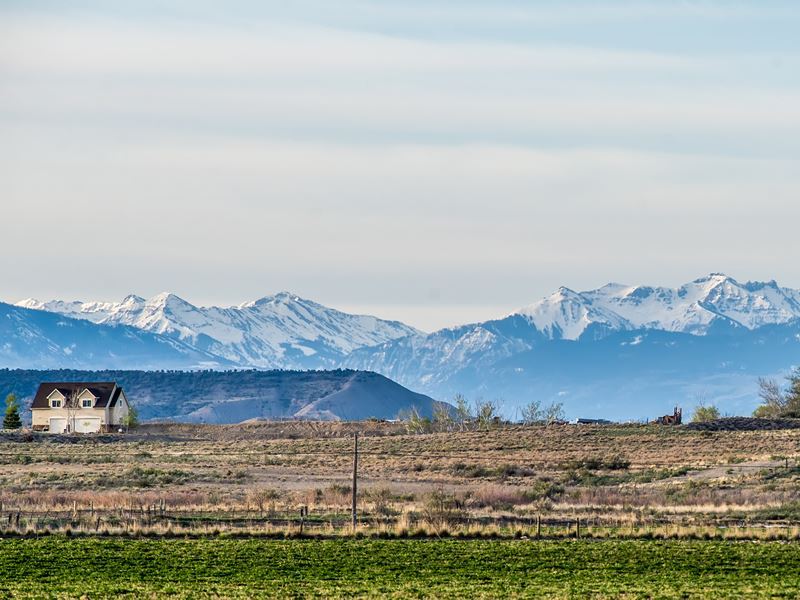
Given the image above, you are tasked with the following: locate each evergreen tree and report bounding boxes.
[3,393,22,429]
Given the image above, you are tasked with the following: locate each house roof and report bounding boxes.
[31,382,122,409]
[108,387,123,408]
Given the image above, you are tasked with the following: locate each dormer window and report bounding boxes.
[50,399,62,408]
[82,398,93,408]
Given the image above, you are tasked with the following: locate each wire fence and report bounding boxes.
[0,506,793,536]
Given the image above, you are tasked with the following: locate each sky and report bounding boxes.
[2,0,799,331]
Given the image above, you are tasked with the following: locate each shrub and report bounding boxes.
[692,404,720,423]
[525,480,564,502]
[422,490,465,526]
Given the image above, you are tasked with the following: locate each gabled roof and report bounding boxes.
[31,382,122,409]
[108,387,124,408]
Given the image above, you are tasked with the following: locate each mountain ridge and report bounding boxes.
[8,273,800,418]
[511,273,800,340]
[17,291,421,369]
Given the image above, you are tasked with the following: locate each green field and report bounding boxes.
[0,537,797,598]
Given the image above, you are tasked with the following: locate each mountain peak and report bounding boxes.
[553,286,582,299]
[692,272,735,286]
[120,294,145,306]
[15,298,43,309]
[241,291,307,309]
[146,292,191,307]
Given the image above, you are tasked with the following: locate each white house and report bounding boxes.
[31,382,130,433]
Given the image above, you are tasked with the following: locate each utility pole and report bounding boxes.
[351,432,358,531]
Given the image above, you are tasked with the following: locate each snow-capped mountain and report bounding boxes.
[16,292,420,369]
[0,301,232,370]
[344,274,800,418]
[515,273,800,339]
[9,274,800,418]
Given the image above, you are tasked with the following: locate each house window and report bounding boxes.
[50,399,62,408]
[82,398,93,408]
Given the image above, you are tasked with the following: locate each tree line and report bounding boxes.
[399,394,566,434]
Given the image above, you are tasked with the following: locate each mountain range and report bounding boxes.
[6,273,800,419]
[16,292,418,369]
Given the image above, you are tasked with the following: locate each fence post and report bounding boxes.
[576,518,580,539]
[536,515,541,539]
[300,506,305,536]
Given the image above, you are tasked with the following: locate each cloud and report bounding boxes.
[0,13,697,76]
[1,12,798,159]
[1,3,799,328]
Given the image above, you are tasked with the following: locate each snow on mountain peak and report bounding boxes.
[516,287,630,340]
[238,291,306,310]
[16,298,44,310]
[514,274,800,340]
[15,291,419,369]
[145,291,190,308]
[121,294,145,306]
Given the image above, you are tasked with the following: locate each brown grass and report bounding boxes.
[1,422,799,538]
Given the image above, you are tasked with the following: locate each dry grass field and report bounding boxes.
[1,421,799,539]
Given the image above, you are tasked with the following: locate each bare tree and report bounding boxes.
[247,488,280,517]
[543,402,565,425]
[64,388,83,434]
[432,403,454,432]
[755,371,800,418]
[452,394,472,431]
[474,399,501,431]
[520,400,543,425]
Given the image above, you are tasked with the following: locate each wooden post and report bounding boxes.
[576,518,580,539]
[299,506,305,536]
[352,432,358,531]
[536,515,541,539]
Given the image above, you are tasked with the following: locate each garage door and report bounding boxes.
[48,417,67,434]
[74,417,102,433]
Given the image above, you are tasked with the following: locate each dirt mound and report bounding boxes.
[685,417,800,431]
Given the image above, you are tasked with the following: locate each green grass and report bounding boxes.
[0,537,798,598]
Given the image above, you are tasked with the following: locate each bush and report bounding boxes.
[121,405,139,431]
[525,480,564,502]
[422,490,465,526]
[692,404,720,423]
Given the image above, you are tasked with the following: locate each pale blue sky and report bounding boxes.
[2,1,799,330]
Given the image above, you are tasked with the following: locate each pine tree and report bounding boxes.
[3,393,22,430]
